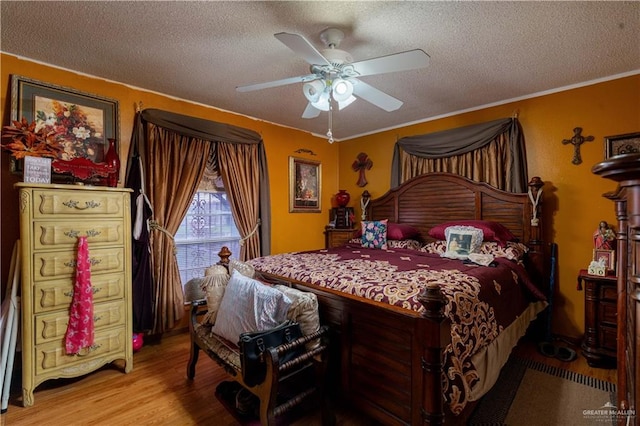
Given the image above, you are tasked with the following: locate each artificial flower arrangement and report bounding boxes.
[1,117,63,159]
[1,117,117,185]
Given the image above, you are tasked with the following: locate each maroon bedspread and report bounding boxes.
[247,243,546,413]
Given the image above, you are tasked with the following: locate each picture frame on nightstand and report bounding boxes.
[593,249,615,274]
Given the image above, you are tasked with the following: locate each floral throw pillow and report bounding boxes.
[361,219,388,249]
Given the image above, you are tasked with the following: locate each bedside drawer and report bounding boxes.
[599,301,617,326]
[599,285,617,302]
[598,325,617,352]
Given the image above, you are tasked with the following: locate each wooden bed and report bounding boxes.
[245,172,548,425]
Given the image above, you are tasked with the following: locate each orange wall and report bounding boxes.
[337,75,640,338]
[0,53,339,292]
[2,53,639,339]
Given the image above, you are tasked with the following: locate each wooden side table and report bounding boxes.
[324,226,357,248]
[578,269,617,368]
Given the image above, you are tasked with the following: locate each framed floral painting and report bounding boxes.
[289,156,321,213]
[10,75,119,164]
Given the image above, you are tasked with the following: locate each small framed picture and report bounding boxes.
[604,132,640,159]
[593,249,616,273]
[289,156,321,213]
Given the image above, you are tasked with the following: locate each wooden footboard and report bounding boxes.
[258,272,451,426]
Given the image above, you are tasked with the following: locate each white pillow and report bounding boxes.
[212,270,292,344]
[442,226,484,260]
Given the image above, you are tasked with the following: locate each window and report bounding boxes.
[175,190,240,285]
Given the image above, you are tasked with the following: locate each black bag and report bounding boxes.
[238,320,303,387]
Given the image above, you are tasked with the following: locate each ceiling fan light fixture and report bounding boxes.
[311,90,331,111]
[302,80,326,103]
[331,78,353,102]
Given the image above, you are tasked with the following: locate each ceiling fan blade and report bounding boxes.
[352,79,403,112]
[302,102,321,119]
[351,49,430,77]
[236,73,318,92]
[275,32,331,66]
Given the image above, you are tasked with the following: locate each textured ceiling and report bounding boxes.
[1,1,639,141]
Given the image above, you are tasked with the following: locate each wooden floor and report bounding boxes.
[1,331,616,426]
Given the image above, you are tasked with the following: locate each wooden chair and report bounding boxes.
[187,299,333,425]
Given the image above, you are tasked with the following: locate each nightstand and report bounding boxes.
[578,269,617,368]
[324,226,357,248]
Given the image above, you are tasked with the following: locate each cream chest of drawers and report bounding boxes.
[15,183,133,406]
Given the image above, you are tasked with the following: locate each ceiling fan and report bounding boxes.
[236,28,430,140]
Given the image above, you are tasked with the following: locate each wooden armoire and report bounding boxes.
[593,153,640,425]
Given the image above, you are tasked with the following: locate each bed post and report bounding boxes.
[417,283,450,426]
[218,246,231,266]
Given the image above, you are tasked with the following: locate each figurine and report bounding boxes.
[593,221,615,250]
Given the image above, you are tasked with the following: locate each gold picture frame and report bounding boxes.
[289,156,321,213]
[604,132,640,159]
[10,74,119,164]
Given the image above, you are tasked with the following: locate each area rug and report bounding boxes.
[468,356,617,425]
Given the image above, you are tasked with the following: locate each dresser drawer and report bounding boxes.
[34,274,125,313]
[33,220,124,250]
[35,326,126,375]
[33,190,125,218]
[33,247,125,282]
[35,300,127,344]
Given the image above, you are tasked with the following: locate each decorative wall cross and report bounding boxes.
[352,152,373,187]
[562,127,594,165]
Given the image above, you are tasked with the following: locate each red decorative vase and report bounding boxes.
[335,189,350,207]
[104,138,120,187]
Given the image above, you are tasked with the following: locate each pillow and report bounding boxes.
[275,285,320,350]
[442,226,484,259]
[184,277,206,302]
[200,265,230,325]
[421,240,528,262]
[229,259,256,279]
[387,222,420,240]
[428,220,516,245]
[387,239,422,251]
[212,270,292,344]
[478,241,529,262]
[361,219,388,249]
[419,240,447,254]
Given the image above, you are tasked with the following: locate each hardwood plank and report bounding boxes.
[1,331,615,425]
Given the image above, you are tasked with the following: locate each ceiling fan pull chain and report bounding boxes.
[327,102,334,144]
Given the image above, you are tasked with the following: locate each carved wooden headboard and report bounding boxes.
[367,172,546,282]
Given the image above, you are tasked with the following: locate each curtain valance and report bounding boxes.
[391,118,527,191]
[140,108,262,145]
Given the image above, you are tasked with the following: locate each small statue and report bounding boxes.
[593,221,615,250]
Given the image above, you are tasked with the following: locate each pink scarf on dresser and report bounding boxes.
[65,236,95,354]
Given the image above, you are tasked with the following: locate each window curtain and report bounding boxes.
[390,117,528,192]
[126,108,271,334]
